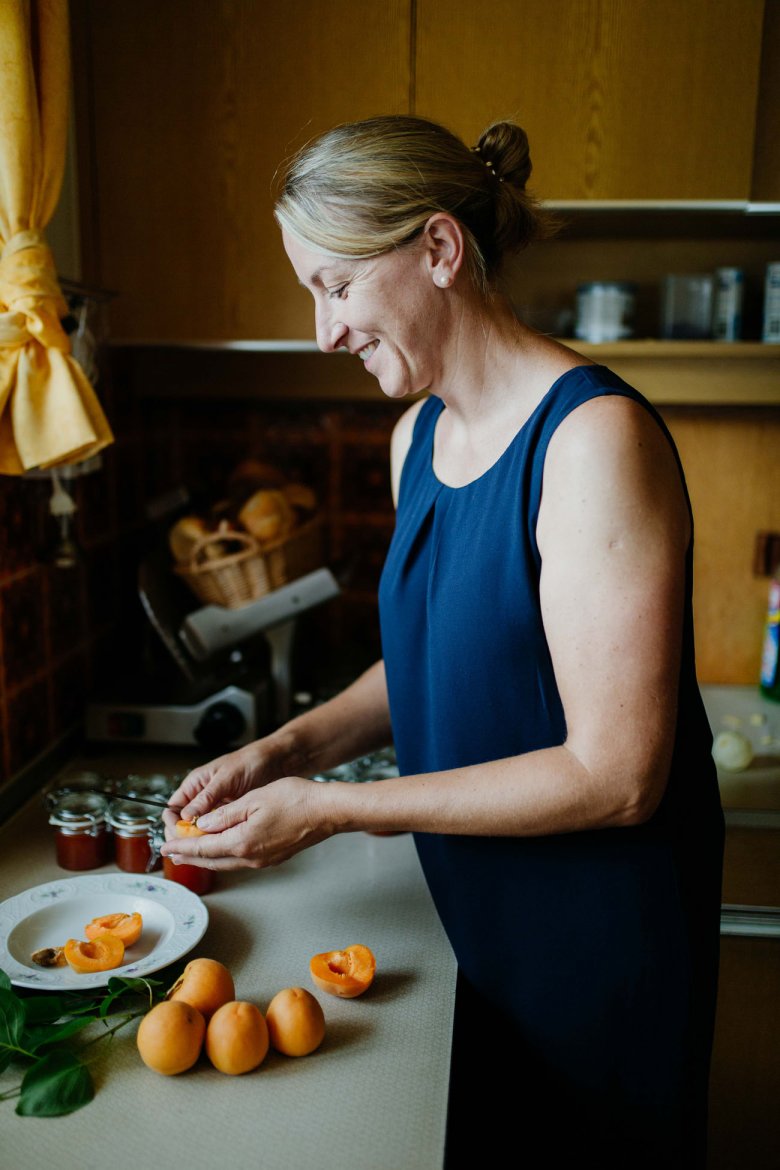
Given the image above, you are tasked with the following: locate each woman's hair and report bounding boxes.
[274,115,558,295]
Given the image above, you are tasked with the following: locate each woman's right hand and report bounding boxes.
[163,738,287,839]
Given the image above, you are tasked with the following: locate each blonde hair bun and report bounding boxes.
[275,114,558,295]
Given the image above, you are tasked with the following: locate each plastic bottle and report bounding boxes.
[760,562,780,702]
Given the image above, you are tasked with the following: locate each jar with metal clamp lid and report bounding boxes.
[48,792,109,871]
[106,799,163,873]
[149,823,215,895]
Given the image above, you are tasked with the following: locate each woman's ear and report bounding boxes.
[422,213,465,289]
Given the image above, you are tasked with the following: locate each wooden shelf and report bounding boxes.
[116,340,780,408]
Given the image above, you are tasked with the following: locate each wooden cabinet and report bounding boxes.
[75,0,411,340]
[73,0,776,342]
[415,0,766,201]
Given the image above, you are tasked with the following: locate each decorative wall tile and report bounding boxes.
[51,651,90,738]
[46,563,86,661]
[7,679,51,777]
[1,572,46,685]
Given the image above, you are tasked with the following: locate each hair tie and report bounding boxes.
[471,145,504,182]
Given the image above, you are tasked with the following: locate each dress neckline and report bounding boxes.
[430,363,601,491]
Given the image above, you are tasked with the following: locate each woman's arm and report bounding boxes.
[165,659,393,828]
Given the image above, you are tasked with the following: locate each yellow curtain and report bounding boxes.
[0,0,113,475]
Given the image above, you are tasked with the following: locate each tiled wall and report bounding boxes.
[0,358,404,790]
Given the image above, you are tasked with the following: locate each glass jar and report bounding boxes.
[48,793,109,870]
[106,799,162,873]
[162,856,215,895]
[44,770,104,812]
[119,773,176,802]
[150,824,214,894]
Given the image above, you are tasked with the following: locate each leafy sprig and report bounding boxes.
[0,967,166,1116]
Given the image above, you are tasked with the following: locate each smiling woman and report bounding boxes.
[163,115,724,1170]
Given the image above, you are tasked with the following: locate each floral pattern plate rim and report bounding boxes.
[0,873,209,990]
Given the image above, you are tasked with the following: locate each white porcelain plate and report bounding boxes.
[0,873,209,990]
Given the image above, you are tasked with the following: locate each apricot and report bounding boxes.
[205,1001,269,1074]
[265,987,326,1056]
[166,957,235,1020]
[309,944,376,998]
[84,912,143,946]
[63,934,125,974]
[175,819,205,837]
[136,1000,205,1075]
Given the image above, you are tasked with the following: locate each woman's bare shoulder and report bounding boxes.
[538,392,690,552]
[390,397,427,507]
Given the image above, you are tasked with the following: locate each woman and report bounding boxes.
[162,116,724,1167]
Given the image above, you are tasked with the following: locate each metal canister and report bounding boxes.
[762,262,780,344]
[712,268,744,341]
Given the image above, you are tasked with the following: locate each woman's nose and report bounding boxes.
[315,302,348,353]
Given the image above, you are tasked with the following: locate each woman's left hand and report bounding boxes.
[158,776,335,870]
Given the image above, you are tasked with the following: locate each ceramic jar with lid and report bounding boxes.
[48,792,110,870]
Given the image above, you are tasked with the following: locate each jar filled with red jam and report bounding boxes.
[48,793,109,870]
[149,824,214,894]
[106,800,162,873]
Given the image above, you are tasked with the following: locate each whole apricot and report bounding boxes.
[265,987,325,1057]
[310,944,376,998]
[166,957,235,1020]
[137,1000,205,1075]
[205,1001,269,1075]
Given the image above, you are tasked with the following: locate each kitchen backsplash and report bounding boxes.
[0,362,403,789]
[1,349,777,791]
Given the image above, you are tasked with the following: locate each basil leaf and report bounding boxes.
[0,969,12,991]
[0,987,25,1050]
[16,1051,94,1117]
[22,1015,95,1053]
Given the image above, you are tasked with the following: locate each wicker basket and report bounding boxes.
[175,517,324,609]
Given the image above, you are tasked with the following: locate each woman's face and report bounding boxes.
[282,228,447,400]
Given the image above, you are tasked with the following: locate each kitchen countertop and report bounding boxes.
[0,757,457,1170]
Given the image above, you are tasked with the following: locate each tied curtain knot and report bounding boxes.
[0,229,70,352]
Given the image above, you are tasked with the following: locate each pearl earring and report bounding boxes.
[436,274,447,287]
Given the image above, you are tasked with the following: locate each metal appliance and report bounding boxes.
[86,496,339,751]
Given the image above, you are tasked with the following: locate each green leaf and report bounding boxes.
[0,969,12,992]
[0,1048,12,1074]
[22,1016,95,1053]
[15,1051,94,1117]
[0,988,25,1050]
[99,975,163,1018]
[22,996,71,1026]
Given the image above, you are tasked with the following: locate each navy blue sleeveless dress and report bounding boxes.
[378,365,724,1166]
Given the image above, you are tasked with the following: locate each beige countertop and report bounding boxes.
[0,762,457,1170]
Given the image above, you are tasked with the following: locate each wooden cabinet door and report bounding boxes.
[80,0,411,340]
[415,0,765,201]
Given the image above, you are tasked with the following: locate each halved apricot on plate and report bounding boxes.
[84,911,143,946]
[63,933,125,974]
[309,944,376,998]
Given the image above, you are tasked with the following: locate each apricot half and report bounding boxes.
[175,819,205,837]
[63,933,125,974]
[84,912,143,946]
[265,987,325,1056]
[137,1000,205,1075]
[166,957,235,1020]
[309,944,376,998]
[205,1001,269,1074]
